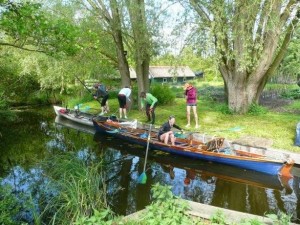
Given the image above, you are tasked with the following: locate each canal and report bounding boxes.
[0,107,299,223]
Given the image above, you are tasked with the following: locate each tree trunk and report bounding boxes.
[126,0,151,107]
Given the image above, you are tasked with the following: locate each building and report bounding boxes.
[130,66,195,84]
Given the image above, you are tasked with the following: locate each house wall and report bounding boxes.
[152,77,195,84]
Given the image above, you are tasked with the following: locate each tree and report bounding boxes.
[83,0,131,87]
[185,0,300,113]
[126,0,151,93]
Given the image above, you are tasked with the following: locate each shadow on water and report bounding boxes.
[1,108,300,224]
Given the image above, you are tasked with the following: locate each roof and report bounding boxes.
[129,66,195,79]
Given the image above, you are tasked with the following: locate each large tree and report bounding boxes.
[186,0,300,113]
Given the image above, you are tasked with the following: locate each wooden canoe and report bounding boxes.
[92,118,294,178]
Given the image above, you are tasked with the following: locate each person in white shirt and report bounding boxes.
[117,86,131,119]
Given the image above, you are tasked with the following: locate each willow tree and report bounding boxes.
[188,0,300,113]
[83,0,131,86]
[126,0,151,93]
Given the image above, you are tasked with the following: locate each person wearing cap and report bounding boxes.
[158,115,183,146]
[118,86,131,119]
[93,82,109,116]
[184,83,199,129]
[140,91,158,124]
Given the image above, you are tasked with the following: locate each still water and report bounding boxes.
[1,107,300,223]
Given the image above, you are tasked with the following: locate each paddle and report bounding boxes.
[137,124,152,184]
[74,75,102,105]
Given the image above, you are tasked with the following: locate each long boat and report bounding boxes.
[94,132,292,191]
[92,118,295,178]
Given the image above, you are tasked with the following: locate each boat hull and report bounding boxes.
[93,120,293,177]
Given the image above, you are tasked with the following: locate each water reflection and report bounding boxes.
[1,108,300,224]
[93,132,300,222]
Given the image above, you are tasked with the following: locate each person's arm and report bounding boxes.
[148,94,158,108]
[173,124,183,131]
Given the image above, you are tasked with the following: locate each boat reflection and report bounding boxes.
[93,132,292,192]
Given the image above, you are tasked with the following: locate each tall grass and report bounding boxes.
[40,153,109,225]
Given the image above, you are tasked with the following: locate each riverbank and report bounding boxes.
[124,200,298,224]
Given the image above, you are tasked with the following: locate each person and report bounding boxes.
[158,115,183,146]
[140,92,158,124]
[118,86,131,119]
[93,83,109,116]
[184,169,196,185]
[184,83,199,129]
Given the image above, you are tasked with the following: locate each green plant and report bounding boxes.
[265,212,292,225]
[210,210,227,224]
[150,84,175,105]
[74,209,114,225]
[247,104,267,115]
[40,153,108,225]
[140,183,191,225]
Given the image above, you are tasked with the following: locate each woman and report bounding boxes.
[140,91,158,124]
[184,83,199,129]
[158,115,182,146]
[117,86,131,119]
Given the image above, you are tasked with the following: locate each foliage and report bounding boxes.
[0,182,21,225]
[74,209,114,225]
[41,152,108,225]
[140,183,191,225]
[265,212,292,225]
[281,88,300,100]
[0,1,80,55]
[210,210,227,224]
[150,84,175,105]
[247,104,268,116]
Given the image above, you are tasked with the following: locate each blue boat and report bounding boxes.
[92,118,294,178]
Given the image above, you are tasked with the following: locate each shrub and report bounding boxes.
[281,88,300,99]
[248,104,268,115]
[150,84,175,105]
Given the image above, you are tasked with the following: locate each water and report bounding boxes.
[1,107,300,223]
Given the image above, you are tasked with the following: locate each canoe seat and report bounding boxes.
[205,138,225,151]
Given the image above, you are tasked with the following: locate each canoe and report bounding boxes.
[53,105,95,126]
[92,118,294,178]
[54,105,137,128]
[94,132,292,191]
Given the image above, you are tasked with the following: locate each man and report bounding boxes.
[140,91,158,124]
[93,83,109,116]
[118,86,131,119]
[184,83,199,129]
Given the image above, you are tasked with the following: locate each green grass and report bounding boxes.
[80,97,300,152]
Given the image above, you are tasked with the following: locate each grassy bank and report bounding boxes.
[79,95,300,152]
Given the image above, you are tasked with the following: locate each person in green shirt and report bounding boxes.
[140,92,158,124]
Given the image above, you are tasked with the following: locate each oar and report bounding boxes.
[74,75,102,105]
[137,124,152,184]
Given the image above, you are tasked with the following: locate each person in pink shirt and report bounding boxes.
[184,83,199,129]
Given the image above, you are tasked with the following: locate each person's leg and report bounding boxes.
[160,132,170,144]
[117,95,122,118]
[186,105,191,127]
[151,104,157,124]
[123,108,127,119]
[170,132,176,145]
[146,104,151,122]
[192,106,198,128]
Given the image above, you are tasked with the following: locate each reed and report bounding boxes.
[40,152,109,225]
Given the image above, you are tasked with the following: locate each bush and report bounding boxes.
[150,84,175,105]
[281,88,300,99]
[248,104,268,115]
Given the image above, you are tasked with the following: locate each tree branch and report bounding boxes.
[0,42,45,53]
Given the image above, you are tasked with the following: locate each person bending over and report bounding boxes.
[158,115,183,146]
[93,82,109,116]
[118,86,131,119]
[140,91,158,124]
